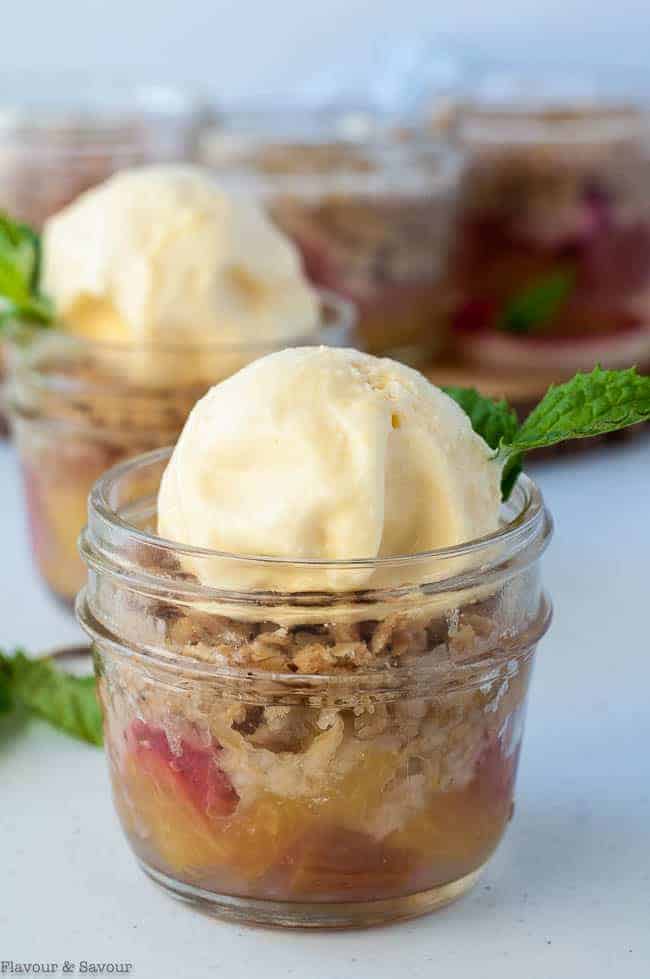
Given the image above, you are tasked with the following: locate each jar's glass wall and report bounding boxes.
[77,449,552,926]
[95,639,535,917]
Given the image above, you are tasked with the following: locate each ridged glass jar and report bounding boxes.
[77,447,553,928]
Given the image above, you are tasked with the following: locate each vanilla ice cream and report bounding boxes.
[158,347,502,591]
[42,165,320,355]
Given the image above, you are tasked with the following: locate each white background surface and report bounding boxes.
[1,434,649,976]
[2,1,650,100]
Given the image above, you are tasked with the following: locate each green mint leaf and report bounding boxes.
[498,269,575,335]
[447,367,650,502]
[7,649,103,746]
[0,214,42,286]
[0,684,12,714]
[442,386,519,450]
[0,212,54,327]
[500,452,524,501]
[510,366,650,453]
[0,653,13,714]
[443,385,523,500]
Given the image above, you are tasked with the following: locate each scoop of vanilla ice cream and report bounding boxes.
[157,347,502,592]
[42,165,320,352]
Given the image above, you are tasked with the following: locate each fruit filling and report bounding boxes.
[108,696,523,901]
[127,721,240,818]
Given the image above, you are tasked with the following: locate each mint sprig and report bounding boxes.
[0,213,54,326]
[498,269,575,335]
[0,648,102,746]
[445,366,650,499]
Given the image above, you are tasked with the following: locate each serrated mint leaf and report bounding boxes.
[0,212,54,327]
[511,366,650,452]
[0,215,39,285]
[442,385,523,499]
[7,650,103,746]
[499,453,524,501]
[498,269,575,335]
[442,386,520,450]
[0,653,13,714]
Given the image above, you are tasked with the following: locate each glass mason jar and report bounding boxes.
[76,447,553,928]
[5,292,352,607]
[453,69,650,375]
[199,108,463,365]
[0,78,210,228]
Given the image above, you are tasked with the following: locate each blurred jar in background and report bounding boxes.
[199,108,463,365]
[452,68,650,376]
[5,293,352,606]
[0,79,209,227]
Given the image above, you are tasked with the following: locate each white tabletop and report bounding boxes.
[1,435,649,978]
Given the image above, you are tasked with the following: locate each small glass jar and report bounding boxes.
[0,78,210,228]
[200,108,463,365]
[77,447,553,928]
[5,292,351,606]
[453,68,650,374]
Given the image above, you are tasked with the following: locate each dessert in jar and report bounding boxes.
[200,109,462,364]
[453,69,650,375]
[0,80,209,228]
[77,347,553,928]
[0,83,209,435]
[5,166,352,606]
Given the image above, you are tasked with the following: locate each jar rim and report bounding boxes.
[459,63,650,146]
[83,445,552,585]
[460,111,647,147]
[8,289,355,379]
[206,102,454,145]
[199,110,463,196]
[0,77,210,154]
